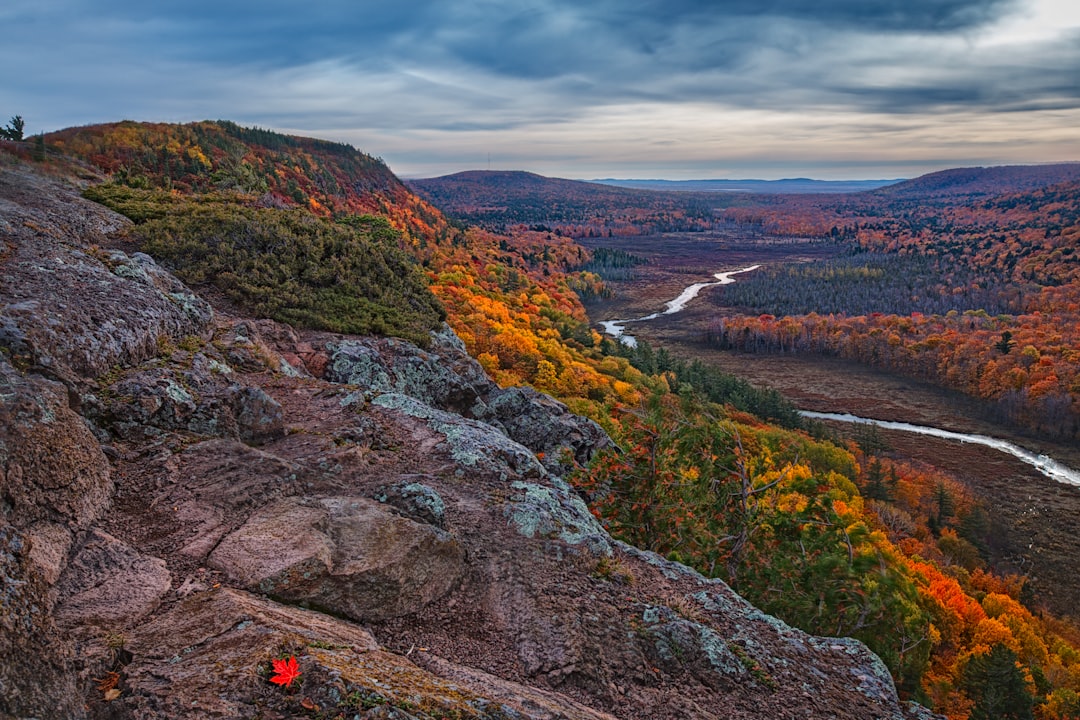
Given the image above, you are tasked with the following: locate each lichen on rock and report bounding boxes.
[372,392,545,479]
[374,478,449,529]
[505,480,611,555]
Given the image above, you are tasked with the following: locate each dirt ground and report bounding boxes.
[582,233,1080,621]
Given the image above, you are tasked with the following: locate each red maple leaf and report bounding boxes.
[269,655,301,689]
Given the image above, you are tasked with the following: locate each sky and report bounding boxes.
[2,0,1079,180]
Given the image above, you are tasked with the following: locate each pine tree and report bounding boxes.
[995,330,1016,355]
[1,115,24,141]
[961,644,1034,720]
[864,458,893,501]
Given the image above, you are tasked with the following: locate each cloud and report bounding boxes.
[0,0,1076,178]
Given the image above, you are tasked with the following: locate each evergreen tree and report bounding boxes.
[961,644,1034,720]
[958,505,991,555]
[864,458,893,501]
[928,482,955,536]
[1,115,24,141]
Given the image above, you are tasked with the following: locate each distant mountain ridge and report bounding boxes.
[592,178,903,194]
[870,162,1080,200]
[410,165,1080,237]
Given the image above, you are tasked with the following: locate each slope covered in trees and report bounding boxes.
[33,122,1080,719]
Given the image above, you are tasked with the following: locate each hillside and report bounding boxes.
[408,170,738,236]
[45,120,458,250]
[871,163,1080,203]
[5,123,1080,719]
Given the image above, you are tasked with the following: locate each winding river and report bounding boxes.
[598,266,1080,488]
[801,411,1080,487]
[599,265,760,347]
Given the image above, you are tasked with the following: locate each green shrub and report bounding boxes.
[85,185,445,346]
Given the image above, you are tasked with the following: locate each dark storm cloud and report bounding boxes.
[0,0,1076,178]
[3,0,1020,70]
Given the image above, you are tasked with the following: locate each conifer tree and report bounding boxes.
[1,115,24,141]
[961,644,1034,720]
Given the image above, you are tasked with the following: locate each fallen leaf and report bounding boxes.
[269,655,301,689]
[96,671,120,692]
[104,688,121,701]
[301,697,318,710]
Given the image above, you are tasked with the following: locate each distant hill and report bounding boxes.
[872,163,1080,202]
[409,170,654,206]
[408,170,747,235]
[592,178,902,194]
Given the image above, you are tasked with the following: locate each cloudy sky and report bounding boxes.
[3,0,1079,179]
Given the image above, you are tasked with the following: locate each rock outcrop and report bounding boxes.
[325,330,612,476]
[0,156,936,719]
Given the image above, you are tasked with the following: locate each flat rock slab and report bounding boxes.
[209,496,465,621]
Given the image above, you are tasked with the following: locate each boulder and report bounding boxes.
[54,529,171,628]
[479,385,613,474]
[505,479,611,555]
[325,326,613,477]
[0,164,212,381]
[208,496,465,621]
[374,478,449,529]
[93,356,283,445]
[0,357,112,719]
[0,525,83,719]
[0,358,112,530]
[326,325,495,414]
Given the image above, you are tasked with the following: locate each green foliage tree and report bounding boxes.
[958,504,991,555]
[961,644,1034,720]
[607,337,802,427]
[574,392,933,689]
[853,423,892,455]
[928,482,955,537]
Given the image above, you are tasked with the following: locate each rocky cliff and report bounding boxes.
[0,155,935,719]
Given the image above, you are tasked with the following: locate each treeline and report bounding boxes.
[602,337,803,428]
[712,252,1016,317]
[704,309,1080,440]
[574,247,649,281]
[409,171,739,238]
